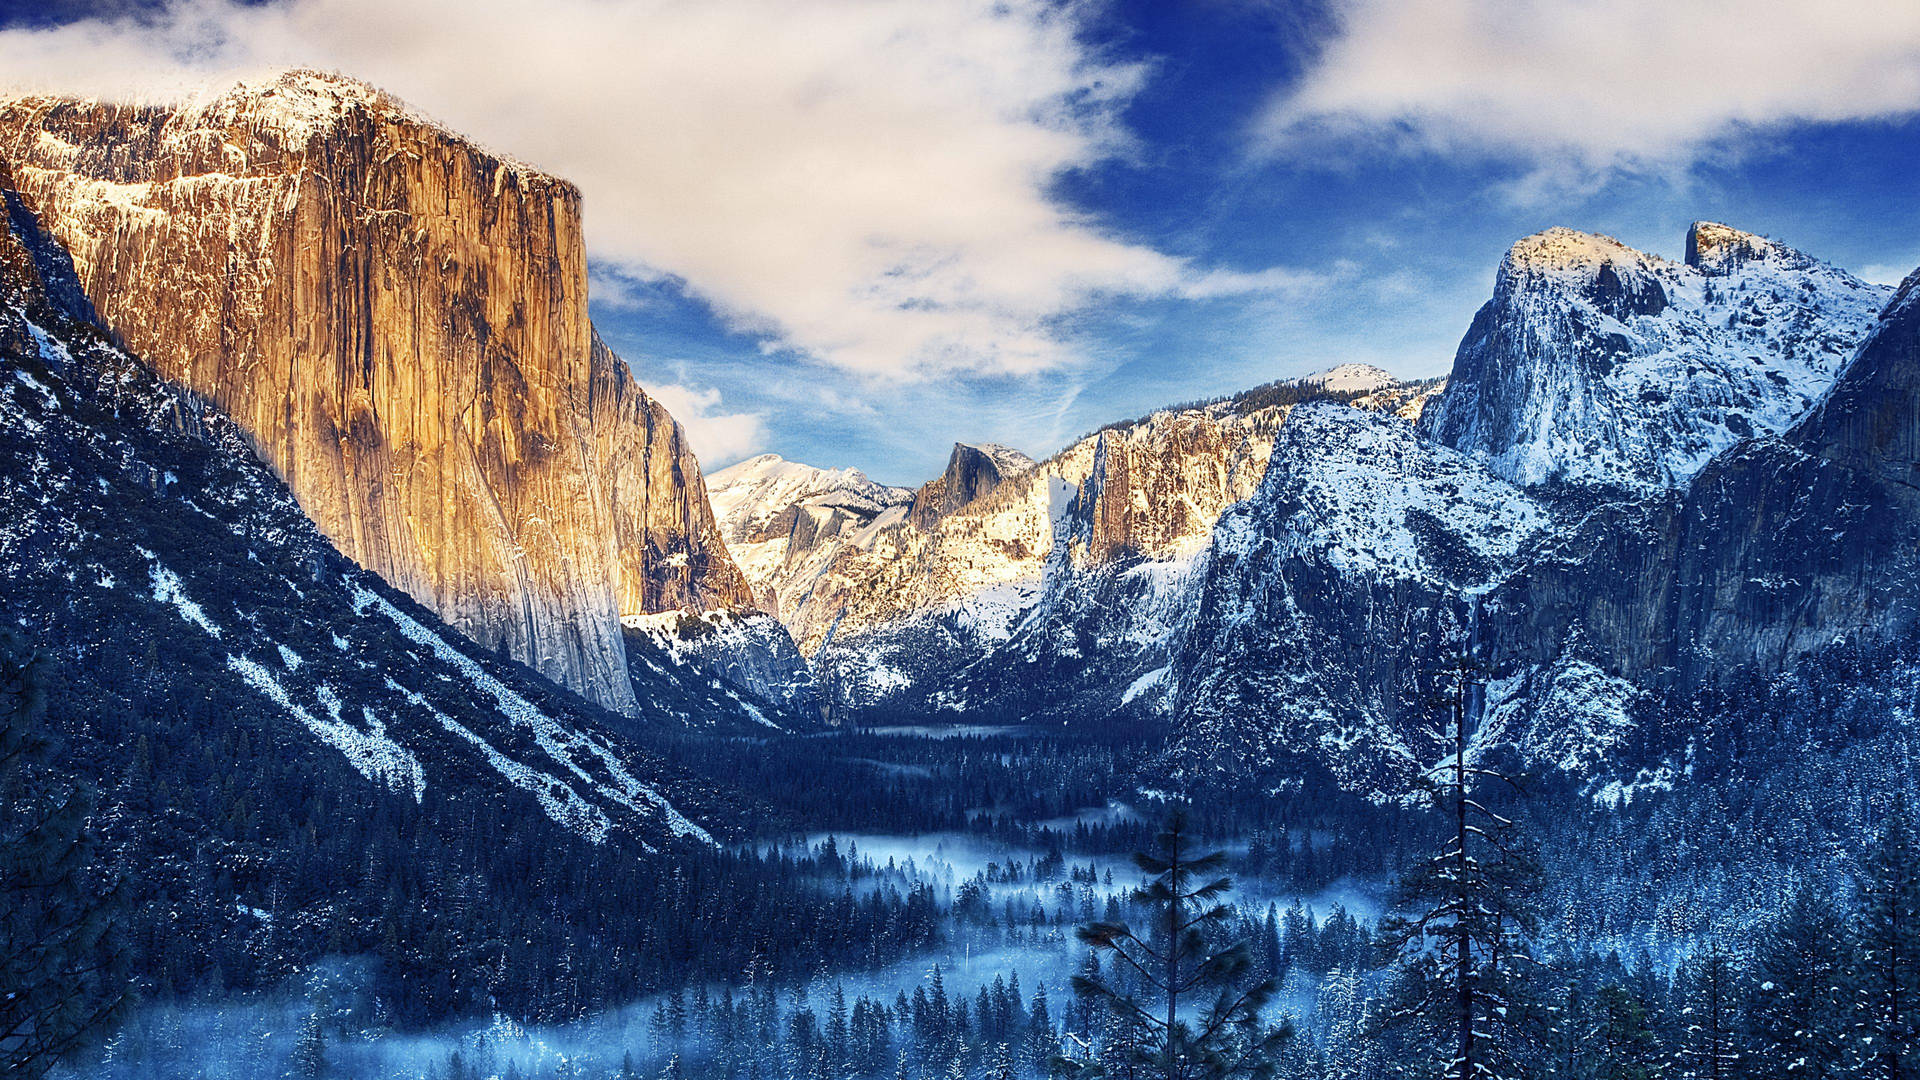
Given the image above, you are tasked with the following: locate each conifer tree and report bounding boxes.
[291,1011,327,1079]
[1372,645,1540,1080]
[1061,808,1292,1080]
[1593,982,1660,1080]
[1028,982,1060,1074]
[1670,944,1742,1080]
[1746,885,1854,1080]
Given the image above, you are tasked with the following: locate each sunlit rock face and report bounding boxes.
[1419,224,1888,494]
[0,70,752,714]
[795,403,1293,723]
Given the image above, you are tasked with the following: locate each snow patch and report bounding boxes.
[355,585,713,845]
[147,562,221,638]
[1121,665,1170,706]
[227,656,424,800]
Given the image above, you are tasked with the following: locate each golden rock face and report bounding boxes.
[0,71,752,714]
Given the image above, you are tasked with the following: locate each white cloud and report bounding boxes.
[1260,0,1920,173]
[640,381,768,467]
[1857,261,1920,288]
[0,0,1300,379]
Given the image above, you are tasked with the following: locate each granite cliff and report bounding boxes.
[0,70,752,714]
[1419,224,1886,493]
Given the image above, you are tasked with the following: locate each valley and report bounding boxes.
[1,62,1915,1080]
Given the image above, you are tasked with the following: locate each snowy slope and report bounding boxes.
[1165,401,1549,799]
[1420,224,1889,493]
[0,172,761,852]
[1296,363,1401,393]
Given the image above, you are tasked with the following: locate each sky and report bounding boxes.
[2,1,1920,484]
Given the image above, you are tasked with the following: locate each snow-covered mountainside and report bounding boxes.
[801,403,1282,718]
[1152,235,1920,800]
[796,371,1443,724]
[696,362,1440,727]
[0,69,754,717]
[1419,223,1889,493]
[1162,402,1548,798]
[0,162,764,859]
[707,454,912,618]
[624,609,820,730]
[1483,260,1920,694]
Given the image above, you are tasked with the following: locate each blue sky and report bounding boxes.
[5,0,1920,484]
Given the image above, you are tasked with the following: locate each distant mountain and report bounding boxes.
[1159,223,1915,798]
[907,443,1037,529]
[0,69,754,716]
[1420,224,1888,493]
[707,453,913,618]
[773,377,1435,725]
[1486,261,1920,692]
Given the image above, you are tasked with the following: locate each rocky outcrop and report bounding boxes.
[1486,265,1920,688]
[697,367,1439,725]
[706,454,912,619]
[0,70,752,714]
[907,443,1035,530]
[1419,225,1887,494]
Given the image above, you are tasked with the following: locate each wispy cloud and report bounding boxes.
[638,380,768,466]
[0,0,1309,380]
[1258,0,1920,181]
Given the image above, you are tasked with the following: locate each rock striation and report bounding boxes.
[0,70,752,714]
[0,161,742,849]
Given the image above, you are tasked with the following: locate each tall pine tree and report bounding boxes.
[1062,808,1292,1080]
[1373,643,1540,1080]
[1671,944,1743,1080]
[1746,884,1854,1080]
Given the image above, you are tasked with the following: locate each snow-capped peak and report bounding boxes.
[1295,363,1400,393]
[1503,227,1662,281]
[957,442,1037,477]
[1422,222,1891,493]
[708,454,910,538]
[179,68,402,144]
